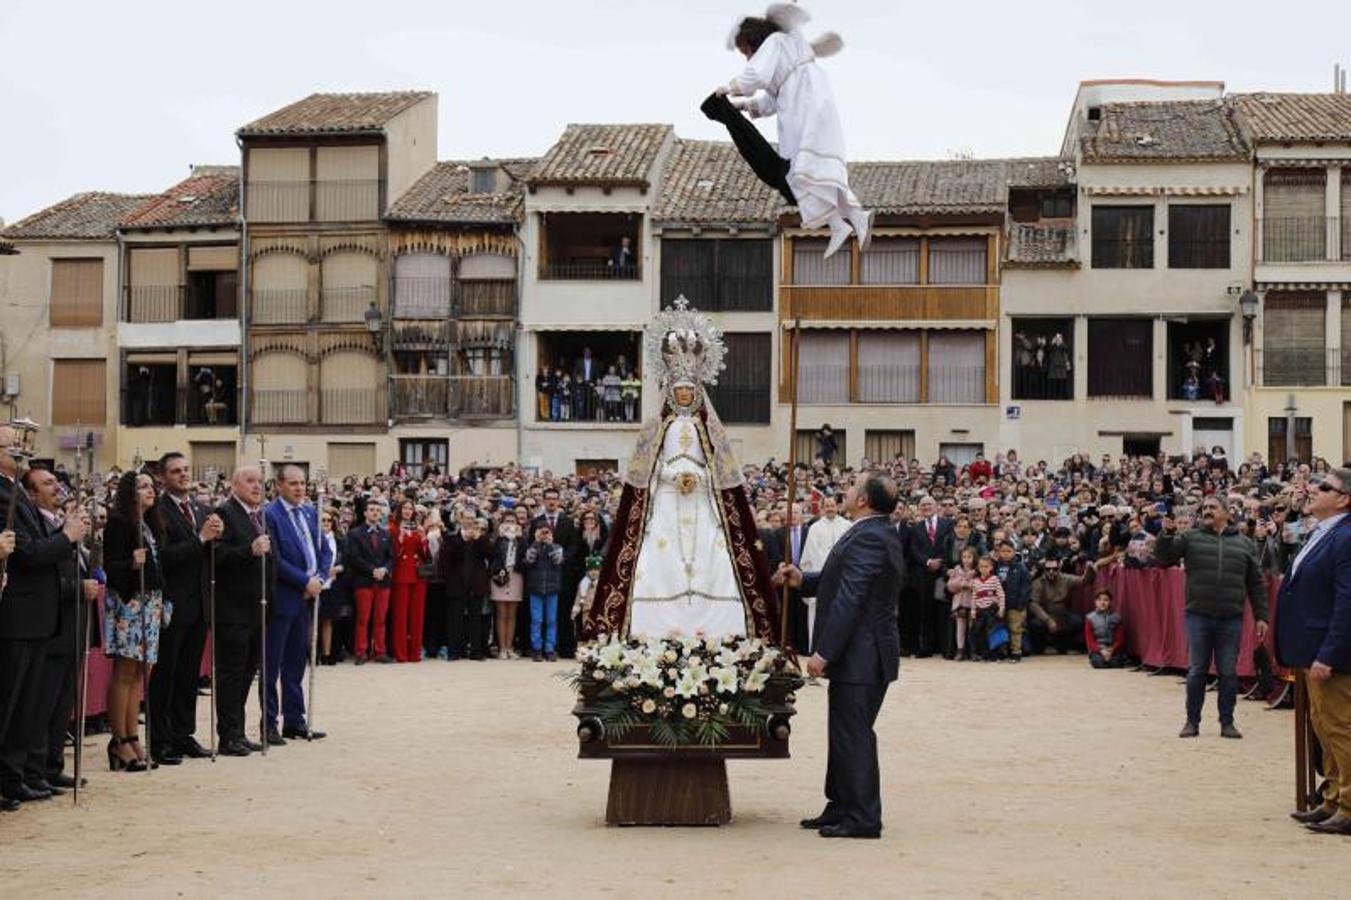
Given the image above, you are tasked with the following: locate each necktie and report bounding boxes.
[180,499,194,527]
[249,509,264,536]
[369,526,379,550]
[927,519,936,544]
[291,506,317,576]
[791,528,801,566]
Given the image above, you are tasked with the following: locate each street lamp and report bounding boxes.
[364,301,383,334]
[1239,289,1260,344]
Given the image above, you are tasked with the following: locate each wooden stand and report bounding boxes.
[606,757,731,826]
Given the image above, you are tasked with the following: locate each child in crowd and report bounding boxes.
[994,540,1031,663]
[968,555,1006,661]
[524,524,565,662]
[1085,589,1127,668]
[945,546,979,660]
[571,555,604,635]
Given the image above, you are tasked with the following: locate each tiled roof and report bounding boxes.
[1080,100,1249,162]
[848,159,1011,215]
[120,166,240,229]
[1,192,155,240]
[529,124,673,187]
[386,159,535,225]
[237,91,434,137]
[651,139,786,224]
[1004,157,1075,188]
[1232,93,1351,142]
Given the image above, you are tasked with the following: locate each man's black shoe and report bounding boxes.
[800,814,841,829]
[152,749,183,766]
[1306,814,1351,835]
[819,823,881,839]
[1291,806,1336,824]
[219,740,251,757]
[354,656,366,666]
[175,738,211,759]
[25,780,64,797]
[0,797,19,812]
[282,727,326,741]
[1178,721,1199,738]
[377,655,395,664]
[4,783,51,803]
[241,738,265,753]
[265,729,288,747]
[1220,723,1243,740]
[46,772,79,789]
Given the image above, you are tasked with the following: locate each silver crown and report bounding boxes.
[643,297,726,388]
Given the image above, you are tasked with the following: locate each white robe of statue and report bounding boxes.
[628,411,747,639]
[730,30,865,232]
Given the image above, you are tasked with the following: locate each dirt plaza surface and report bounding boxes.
[0,655,1341,898]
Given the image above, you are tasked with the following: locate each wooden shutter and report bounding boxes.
[252,253,308,324]
[394,252,452,318]
[187,246,238,271]
[864,430,915,465]
[707,332,771,423]
[49,259,103,326]
[857,331,921,402]
[52,359,106,425]
[927,331,986,403]
[860,238,919,285]
[328,442,377,478]
[1168,205,1230,269]
[1092,206,1154,269]
[715,240,772,312]
[1088,318,1152,397]
[660,240,716,307]
[1262,292,1326,385]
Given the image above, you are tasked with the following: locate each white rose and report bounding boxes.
[681,703,697,719]
[718,703,729,715]
[663,687,676,699]
[663,650,678,663]
[641,699,657,714]
[592,668,607,680]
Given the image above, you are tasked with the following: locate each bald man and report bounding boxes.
[211,466,275,757]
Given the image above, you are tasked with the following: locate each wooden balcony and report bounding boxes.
[779,284,998,322]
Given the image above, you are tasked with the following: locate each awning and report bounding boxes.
[526,323,642,332]
[1256,281,1351,290]
[452,320,514,349]
[126,352,177,365]
[188,352,239,366]
[1082,185,1247,197]
[782,319,995,331]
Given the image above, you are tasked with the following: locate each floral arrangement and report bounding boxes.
[568,633,802,747]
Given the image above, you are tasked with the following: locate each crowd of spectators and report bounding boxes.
[534,347,642,423]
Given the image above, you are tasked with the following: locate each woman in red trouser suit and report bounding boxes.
[389,500,429,662]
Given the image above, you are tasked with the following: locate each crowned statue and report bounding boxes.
[583,299,781,644]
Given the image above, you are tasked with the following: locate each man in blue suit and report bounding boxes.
[264,464,333,745]
[777,472,904,839]
[1277,467,1351,835]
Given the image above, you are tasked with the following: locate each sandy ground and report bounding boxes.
[0,654,1343,899]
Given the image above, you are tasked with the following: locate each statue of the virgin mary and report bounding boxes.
[583,298,781,644]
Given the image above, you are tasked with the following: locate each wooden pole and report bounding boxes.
[1295,671,1309,811]
[779,319,801,651]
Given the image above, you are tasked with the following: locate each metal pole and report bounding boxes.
[136,463,154,771]
[208,541,218,762]
[780,320,801,651]
[70,427,84,806]
[306,470,325,740]
[258,457,269,755]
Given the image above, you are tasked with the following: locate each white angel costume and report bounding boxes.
[727,4,870,256]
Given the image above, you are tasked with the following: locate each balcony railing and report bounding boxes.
[540,261,639,281]
[321,285,376,323]
[1005,222,1078,266]
[1262,217,1330,263]
[321,388,385,425]
[246,181,310,223]
[1087,368,1153,400]
[457,279,516,317]
[127,285,179,323]
[253,288,307,324]
[245,179,380,223]
[535,381,641,423]
[316,179,379,222]
[1256,348,1346,387]
[390,375,515,420]
[252,389,308,424]
[1344,216,1351,260]
[1011,366,1073,401]
[780,285,998,321]
[393,276,452,319]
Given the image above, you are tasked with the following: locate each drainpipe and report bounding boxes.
[514,227,525,468]
[1285,393,1298,463]
[114,225,125,469]
[237,136,250,462]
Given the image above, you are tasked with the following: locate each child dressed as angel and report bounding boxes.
[717,3,871,259]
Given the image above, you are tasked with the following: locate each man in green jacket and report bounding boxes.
[1156,495,1269,740]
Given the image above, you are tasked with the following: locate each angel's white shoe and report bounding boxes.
[823,219,851,259]
[849,210,874,252]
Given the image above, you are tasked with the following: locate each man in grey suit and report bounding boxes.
[776,473,904,839]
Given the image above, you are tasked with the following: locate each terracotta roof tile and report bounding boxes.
[1080,100,1250,162]
[238,91,434,137]
[1232,93,1351,142]
[529,124,672,186]
[848,159,1011,215]
[1,192,155,240]
[651,139,786,224]
[386,159,535,225]
[120,167,239,229]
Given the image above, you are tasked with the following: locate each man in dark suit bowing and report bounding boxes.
[904,495,952,658]
[150,451,223,765]
[777,472,904,839]
[1277,467,1351,835]
[211,465,275,757]
[264,464,332,743]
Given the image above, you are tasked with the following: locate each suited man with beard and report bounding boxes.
[149,452,223,764]
[530,487,581,657]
